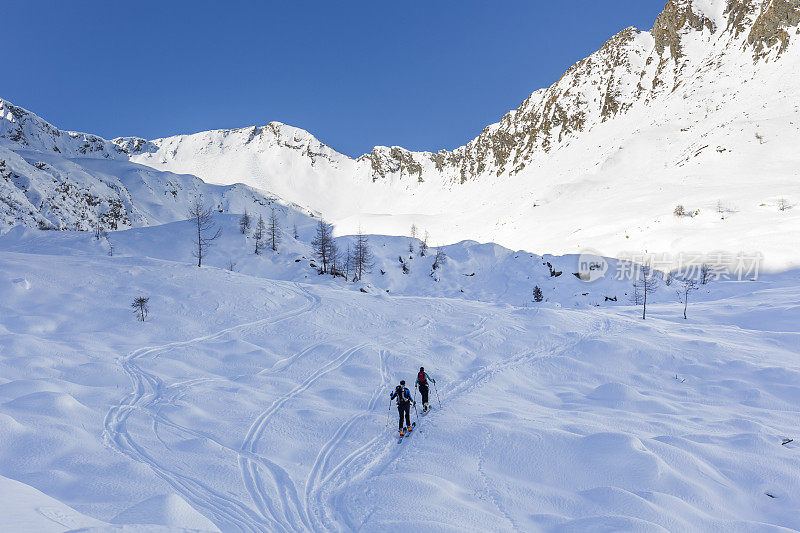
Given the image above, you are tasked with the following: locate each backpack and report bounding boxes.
[395,386,410,406]
[417,371,427,386]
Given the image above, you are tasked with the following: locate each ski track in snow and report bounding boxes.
[308,313,612,530]
[104,281,410,532]
[103,283,322,532]
[302,348,391,531]
[104,282,551,532]
[476,430,521,533]
[238,342,371,532]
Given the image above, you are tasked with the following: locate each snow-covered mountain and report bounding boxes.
[2,0,799,266]
[3,2,800,529]
[0,105,310,232]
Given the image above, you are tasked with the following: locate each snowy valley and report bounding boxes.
[1,0,800,531]
[1,224,799,531]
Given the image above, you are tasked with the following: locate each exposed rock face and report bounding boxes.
[351,0,799,184]
[748,0,800,58]
[0,100,127,158]
[360,0,800,184]
[652,0,716,59]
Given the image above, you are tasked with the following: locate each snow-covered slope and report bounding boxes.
[1,0,799,267]
[1,228,799,531]
[0,139,313,231]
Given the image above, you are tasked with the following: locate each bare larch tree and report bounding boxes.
[353,229,374,281]
[633,264,660,319]
[239,211,251,235]
[678,278,698,319]
[268,209,281,252]
[187,195,221,267]
[343,243,353,280]
[311,220,334,273]
[330,240,343,277]
[253,215,265,254]
[131,296,150,322]
[430,247,447,281]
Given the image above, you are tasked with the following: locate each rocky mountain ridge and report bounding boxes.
[3,0,797,189]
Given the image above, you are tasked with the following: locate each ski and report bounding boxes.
[397,422,416,443]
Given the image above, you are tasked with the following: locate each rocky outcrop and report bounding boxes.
[0,99,126,158]
[357,0,800,184]
[749,0,800,58]
[652,0,716,59]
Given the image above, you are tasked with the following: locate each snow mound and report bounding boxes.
[111,494,218,531]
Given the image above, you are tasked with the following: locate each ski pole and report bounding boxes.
[413,399,419,423]
[434,381,442,408]
[385,398,391,428]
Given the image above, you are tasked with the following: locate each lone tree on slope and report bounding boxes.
[311,220,335,274]
[187,195,221,267]
[343,243,353,280]
[239,211,251,235]
[633,264,660,320]
[268,208,281,252]
[131,296,150,322]
[420,230,429,256]
[330,239,345,277]
[678,278,698,320]
[430,247,447,281]
[253,215,266,254]
[353,229,374,281]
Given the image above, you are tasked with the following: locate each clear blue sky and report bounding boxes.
[3,1,666,157]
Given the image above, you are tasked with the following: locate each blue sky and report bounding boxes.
[3,1,666,157]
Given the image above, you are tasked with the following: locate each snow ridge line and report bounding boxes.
[102,283,321,532]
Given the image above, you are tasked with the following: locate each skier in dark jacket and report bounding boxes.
[416,367,436,412]
[390,380,415,435]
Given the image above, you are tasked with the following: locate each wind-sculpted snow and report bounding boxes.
[1,230,799,530]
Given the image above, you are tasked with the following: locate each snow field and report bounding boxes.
[1,232,799,530]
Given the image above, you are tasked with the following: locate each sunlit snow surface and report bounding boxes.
[1,225,798,532]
